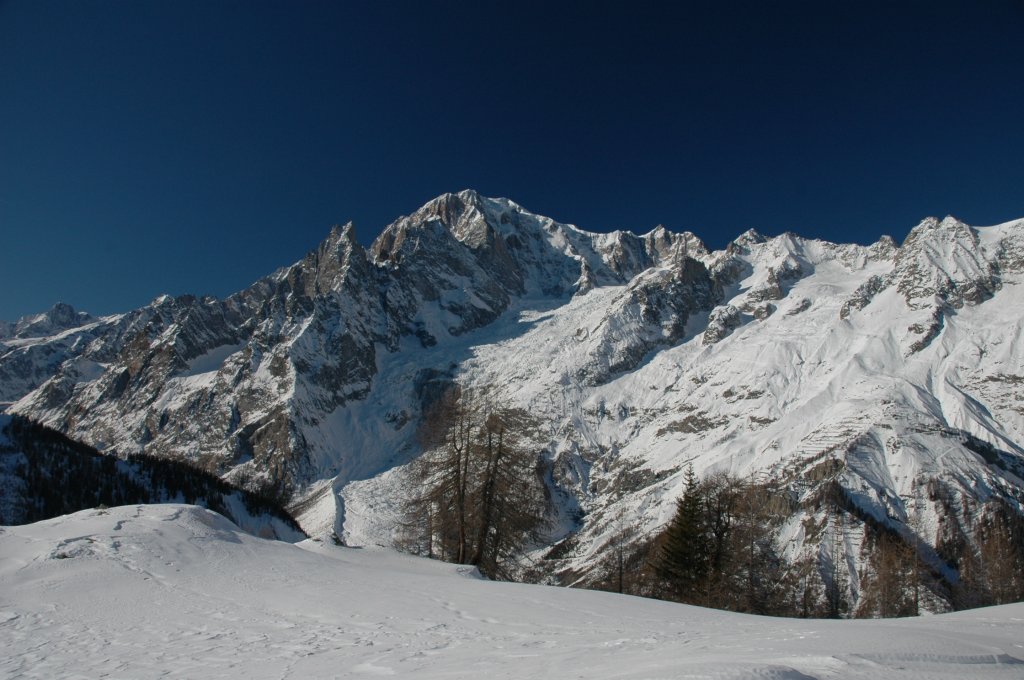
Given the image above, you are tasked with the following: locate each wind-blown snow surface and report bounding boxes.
[1,505,1022,680]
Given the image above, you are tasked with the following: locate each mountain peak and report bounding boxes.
[869,234,899,260]
[327,221,357,243]
[6,301,95,339]
[418,190,486,224]
[371,190,523,261]
[453,188,483,202]
[41,302,87,328]
[736,228,766,245]
[903,214,976,249]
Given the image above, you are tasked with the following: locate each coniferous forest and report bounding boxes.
[0,415,303,536]
[587,470,1024,617]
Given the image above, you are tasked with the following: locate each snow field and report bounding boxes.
[2,505,1023,679]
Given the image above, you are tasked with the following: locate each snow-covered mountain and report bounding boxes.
[2,191,1023,606]
[0,302,99,404]
[0,301,95,342]
[2,504,1022,679]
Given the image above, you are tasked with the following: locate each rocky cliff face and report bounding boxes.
[3,191,1023,607]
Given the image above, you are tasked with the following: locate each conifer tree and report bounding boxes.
[656,467,709,600]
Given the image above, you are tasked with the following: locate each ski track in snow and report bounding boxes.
[2,505,1022,679]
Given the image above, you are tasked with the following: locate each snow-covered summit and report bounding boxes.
[0,302,95,341]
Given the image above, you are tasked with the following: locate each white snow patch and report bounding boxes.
[179,342,245,378]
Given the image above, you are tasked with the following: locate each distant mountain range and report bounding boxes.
[3,190,1022,609]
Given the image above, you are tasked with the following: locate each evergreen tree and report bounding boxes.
[656,467,709,599]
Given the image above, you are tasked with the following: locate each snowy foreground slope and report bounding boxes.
[2,505,1022,680]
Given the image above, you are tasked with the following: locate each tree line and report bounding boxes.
[597,469,1024,617]
[394,396,1024,617]
[0,415,303,535]
[929,477,1024,611]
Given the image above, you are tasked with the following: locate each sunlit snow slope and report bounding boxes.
[1,505,1022,679]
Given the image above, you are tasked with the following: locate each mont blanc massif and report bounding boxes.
[3,190,1024,613]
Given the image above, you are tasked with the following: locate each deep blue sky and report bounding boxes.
[2,1,1022,321]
